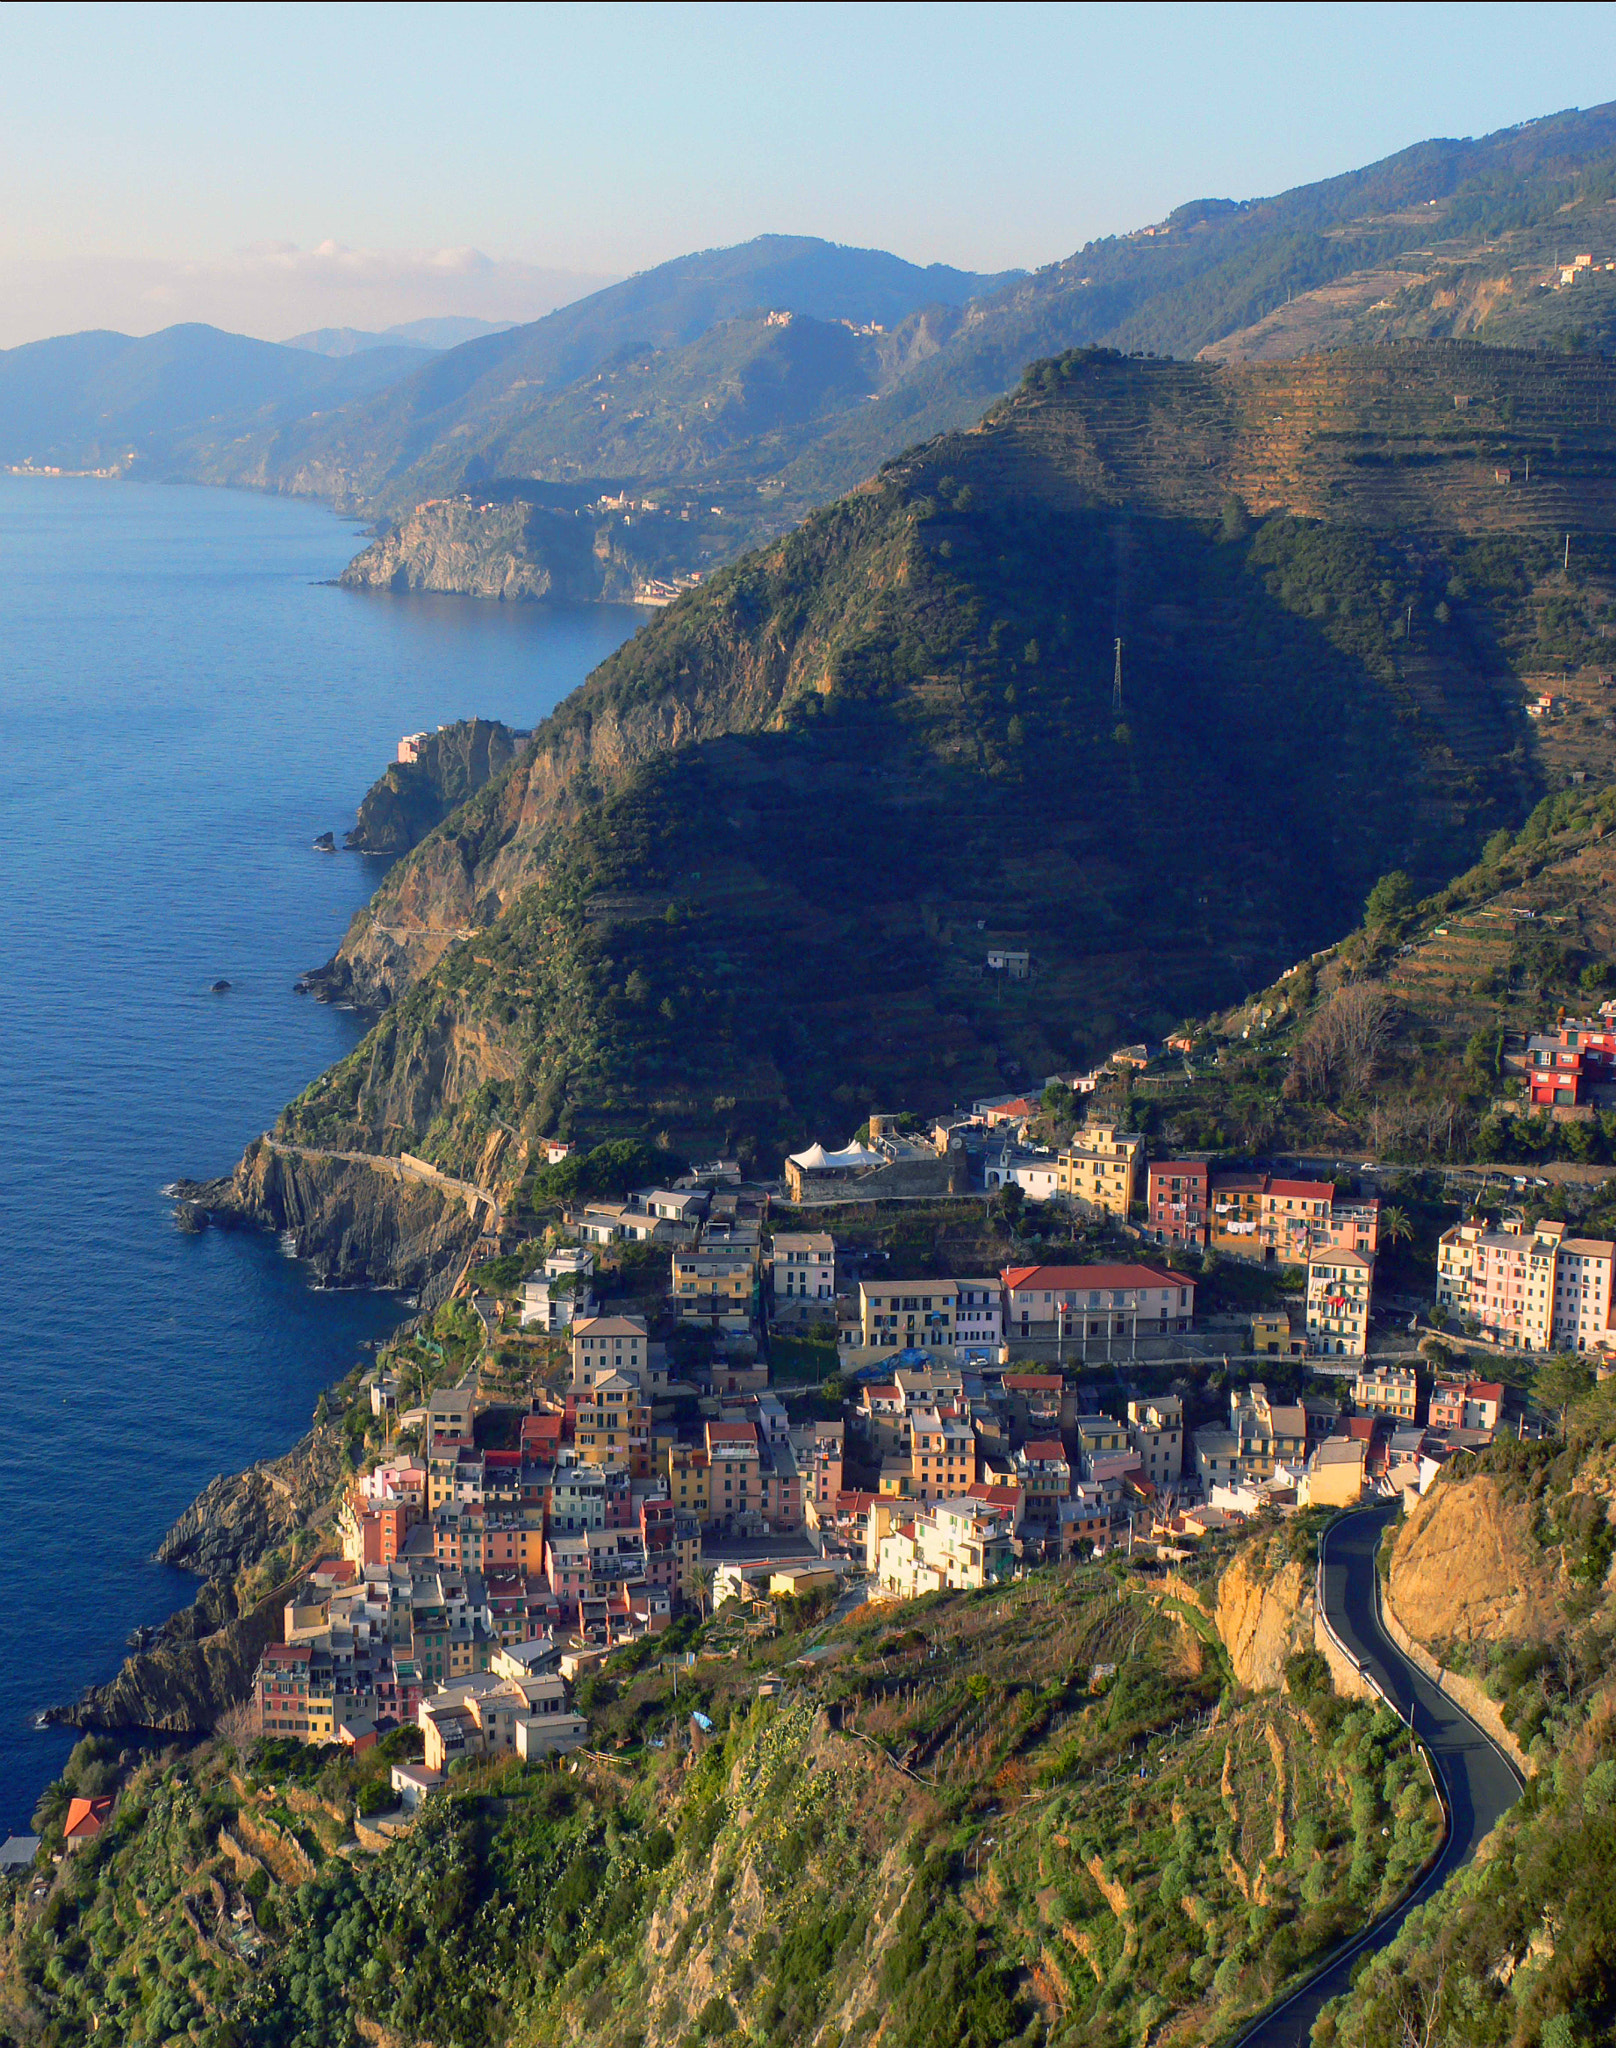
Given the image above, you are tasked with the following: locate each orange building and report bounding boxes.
[340,1497,412,1569]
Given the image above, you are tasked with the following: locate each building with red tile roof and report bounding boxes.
[62,1796,113,1848]
[1001,1264,1194,1339]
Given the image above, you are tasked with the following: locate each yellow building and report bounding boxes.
[1056,1124,1143,1216]
[769,1565,838,1600]
[908,1405,977,1502]
[671,1249,755,1327]
[1302,1438,1366,1508]
[573,1371,651,1476]
[1251,1311,1299,1356]
[664,1442,712,1523]
[1353,1363,1417,1421]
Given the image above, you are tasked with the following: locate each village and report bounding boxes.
[218,1013,1616,1825]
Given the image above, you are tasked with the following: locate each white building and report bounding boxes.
[877,1498,1016,1597]
[1305,1250,1373,1357]
[772,1231,835,1305]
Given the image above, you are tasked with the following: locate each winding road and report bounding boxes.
[1234,1503,1525,2047]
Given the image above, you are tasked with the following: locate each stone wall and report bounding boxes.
[1380,1581,1535,1778]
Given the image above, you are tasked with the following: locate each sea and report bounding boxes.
[0,475,642,1834]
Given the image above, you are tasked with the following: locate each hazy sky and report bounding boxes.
[1,0,1614,347]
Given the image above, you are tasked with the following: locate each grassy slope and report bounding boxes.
[1323,1386,1616,2047]
[281,342,1616,1182]
[0,1556,1441,2048]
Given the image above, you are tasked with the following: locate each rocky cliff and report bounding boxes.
[341,498,610,601]
[176,1139,481,1304]
[1387,1470,1563,1647]
[340,716,529,857]
[1216,1537,1317,1689]
[51,1427,351,1734]
[338,496,686,605]
[49,1578,285,1735]
[157,1426,349,1581]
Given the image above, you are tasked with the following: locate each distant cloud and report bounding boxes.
[0,243,617,348]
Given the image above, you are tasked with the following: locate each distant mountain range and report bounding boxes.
[0,324,424,474]
[4,103,1615,555]
[281,316,521,357]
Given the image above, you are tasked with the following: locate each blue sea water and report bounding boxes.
[0,476,642,1832]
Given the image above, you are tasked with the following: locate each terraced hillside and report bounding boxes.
[266,342,1616,1183]
[0,1553,1441,2048]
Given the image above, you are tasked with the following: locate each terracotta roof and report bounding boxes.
[63,1796,113,1840]
[1002,1263,1184,1291]
[1266,1179,1333,1200]
[1021,1439,1068,1462]
[1004,1373,1063,1390]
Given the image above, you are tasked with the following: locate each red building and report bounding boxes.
[1145,1160,1209,1246]
[257,1642,313,1737]
[1526,1020,1616,1108]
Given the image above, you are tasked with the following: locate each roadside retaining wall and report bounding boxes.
[1379,1585,1534,1777]
[1313,1610,1376,1703]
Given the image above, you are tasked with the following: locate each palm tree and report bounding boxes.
[1380,1205,1413,1249]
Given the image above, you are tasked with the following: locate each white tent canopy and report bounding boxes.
[788,1140,883,1172]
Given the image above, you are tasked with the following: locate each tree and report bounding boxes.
[1535,1353,1594,1435]
[1364,870,1415,932]
[1380,1205,1413,1249]
[1464,1027,1502,1086]
[1284,984,1395,1103]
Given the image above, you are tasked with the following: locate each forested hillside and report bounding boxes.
[281,341,1616,1183]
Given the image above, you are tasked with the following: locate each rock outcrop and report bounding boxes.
[341,717,529,856]
[1216,1539,1316,1691]
[340,498,640,603]
[157,1427,348,1581]
[49,1579,285,1735]
[175,1141,481,1305]
[1387,1472,1561,1647]
[51,1427,354,1734]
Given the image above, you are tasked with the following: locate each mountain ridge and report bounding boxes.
[273,338,1616,1184]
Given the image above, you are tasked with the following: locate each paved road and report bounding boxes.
[1235,1503,1524,2047]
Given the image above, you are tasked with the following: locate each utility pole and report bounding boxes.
[1112,638,1123,719]
[1565,532,1572,574]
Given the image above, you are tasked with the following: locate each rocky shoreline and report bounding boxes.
[46,1427,354,1735]
[174,1137,480,1304]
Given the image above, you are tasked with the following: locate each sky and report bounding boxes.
[1,0,1614,348]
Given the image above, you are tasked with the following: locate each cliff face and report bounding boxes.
[157,1427,349,1581]
[179,1141,482,1304]
[51,1580,284,1735]
[54,1428,351,1734]
[1388,1470,1565,1646]
[340,499,615,601]
[337,497,698,606]
[340,716,529,857]
[1216,1539,1316,1689]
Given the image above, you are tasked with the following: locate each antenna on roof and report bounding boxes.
[1112,638,1124,718]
